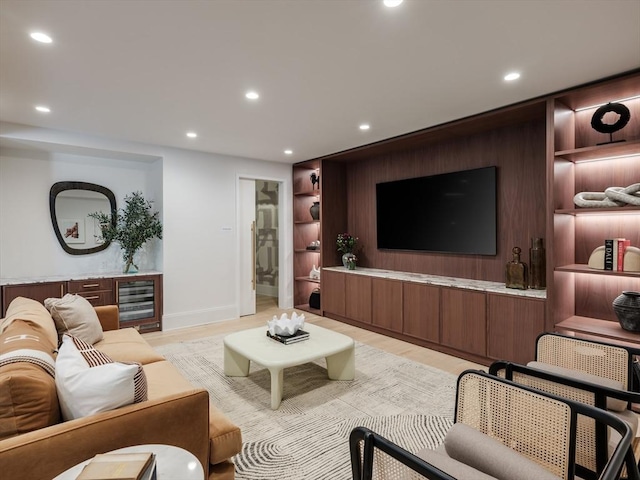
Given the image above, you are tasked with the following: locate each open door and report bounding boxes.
[239,178,256,316]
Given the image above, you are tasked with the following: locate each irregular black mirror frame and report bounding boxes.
[590,102,631,134]
[49,181,117,255]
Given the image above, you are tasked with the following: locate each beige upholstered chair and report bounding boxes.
[350,370,638,480]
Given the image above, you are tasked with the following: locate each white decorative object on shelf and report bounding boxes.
[574,183,640,208]
[267,312,306,336]
[309,265,320,280]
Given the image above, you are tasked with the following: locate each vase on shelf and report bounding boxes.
[123,253,139,274]
[613,291,640,332]
[342,253,356,270]
[529,237,546,289]
[505,246,527,290]
[309,201,320,221]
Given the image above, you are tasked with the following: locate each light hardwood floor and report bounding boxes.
[144,295,485,376]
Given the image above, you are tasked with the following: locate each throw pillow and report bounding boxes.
[55,334,147,421]
[0,296,59,347]
[0,319,60,440]
[45,294,104,344]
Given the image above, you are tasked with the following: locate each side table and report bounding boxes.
[52,444,204,480]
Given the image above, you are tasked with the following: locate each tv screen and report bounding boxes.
[376,166,497,255]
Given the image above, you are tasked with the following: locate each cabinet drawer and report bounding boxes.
[75,291,114,307]
[68,278,113,294]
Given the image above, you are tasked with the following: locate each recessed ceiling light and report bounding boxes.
[30,32,52,43]
[384,0,403,7]
[504,72,521,81]
[245,91,259,100]
[186,132,197,138]
[35,105,51,113]
[284,149,293,155]
[359,124,370,130]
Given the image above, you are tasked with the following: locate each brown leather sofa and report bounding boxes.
[0,298,242,480]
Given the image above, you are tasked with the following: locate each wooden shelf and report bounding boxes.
[295,276,320,284]
[555,139,640,162]
[556,264,640,277]
[556,315,640,348]
[294,220,320,225]
[555,206,640,215]
[294,249,321,253]
[294,190,320,197]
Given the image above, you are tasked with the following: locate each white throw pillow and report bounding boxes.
[55,334,147,421]
[45,293,104,344]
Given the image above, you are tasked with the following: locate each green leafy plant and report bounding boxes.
[336,233,359,254]
[90,191,162,273]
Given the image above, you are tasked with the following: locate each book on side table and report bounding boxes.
[75,452,156,480]
[267,329,310,345]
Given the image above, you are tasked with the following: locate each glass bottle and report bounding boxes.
[529,237,546,289]
[506,246,528,290]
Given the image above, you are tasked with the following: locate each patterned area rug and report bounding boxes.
[156,333,456,480]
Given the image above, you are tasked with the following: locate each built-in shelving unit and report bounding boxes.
[549,71,640,345]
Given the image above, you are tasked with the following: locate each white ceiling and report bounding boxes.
[1,0,639,164]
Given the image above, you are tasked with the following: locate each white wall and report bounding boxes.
[0,122,293,330]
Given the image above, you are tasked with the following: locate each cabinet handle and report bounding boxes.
[251,221,256,291]
[83,295,100,300]
[82,283,100,288]
[115,281,119,303]
[60,285,64,296]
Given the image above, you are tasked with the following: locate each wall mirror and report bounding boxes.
[50,181,117,255]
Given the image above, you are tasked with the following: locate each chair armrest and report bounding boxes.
[94,305,119,331]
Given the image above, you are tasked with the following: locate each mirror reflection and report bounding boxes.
[50,182,116,255]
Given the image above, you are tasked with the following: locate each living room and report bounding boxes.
[1,1,640,479]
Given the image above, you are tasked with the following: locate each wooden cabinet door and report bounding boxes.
[67,278,114,306]
[403,282,440,342]
[441,288,486,356]
[346,274,372,324]
[322,270,346,317]
[2,281,66,315]
[372,278,402,332]
[487,294,545,364]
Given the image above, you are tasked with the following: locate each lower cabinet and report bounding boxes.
[322,269,346,317]
[487,294,545,364]
[403,282,440,343]
[346,274,372,324]
[441,288,487,357]
[372,278,402,332]
[1,281,66,313]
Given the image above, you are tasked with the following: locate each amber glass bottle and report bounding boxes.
[529,237,546,289]
[506,246,528,290]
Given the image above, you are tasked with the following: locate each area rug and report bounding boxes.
[156,333,457,480]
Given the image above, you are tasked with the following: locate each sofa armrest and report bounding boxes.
[0,389,210,480]
[95,305,119,331]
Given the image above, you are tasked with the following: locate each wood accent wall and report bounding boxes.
[342,119,547,283]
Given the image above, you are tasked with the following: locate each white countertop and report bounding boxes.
[323,266,546,299]
[0,270,163,286]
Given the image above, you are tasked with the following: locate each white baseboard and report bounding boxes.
[257,284,278,297]
[161,304,237,331]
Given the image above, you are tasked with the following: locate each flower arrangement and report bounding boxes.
[336,233,359,254]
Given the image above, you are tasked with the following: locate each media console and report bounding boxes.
[321,267,545,365]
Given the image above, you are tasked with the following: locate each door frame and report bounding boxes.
[235,173,292,316]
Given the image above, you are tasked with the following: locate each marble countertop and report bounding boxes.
[322,266,546,299]
[0,270,163,286]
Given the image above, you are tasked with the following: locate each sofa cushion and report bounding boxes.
[45,294,104,345]
[55,335,147,420]
[417,446,499,480]
[0,319,60,440]
[528,360,627,412]
[444,423,561,480]
[95,328,164,365]
[0,296,58,348]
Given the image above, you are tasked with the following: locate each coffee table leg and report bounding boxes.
[224,345,250,376]
[269,367,284,410]
[326,344,355,380]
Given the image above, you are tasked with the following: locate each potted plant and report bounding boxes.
[90,191,163,273]
[336,233,359,270]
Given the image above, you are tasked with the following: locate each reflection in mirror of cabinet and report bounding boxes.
[550,71,640,346]
[49,181,117,255]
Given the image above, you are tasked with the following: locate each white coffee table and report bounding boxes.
[224,323,355,409]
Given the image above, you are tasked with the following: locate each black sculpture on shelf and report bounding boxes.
[310,171,320,190]
[590,102,630,145]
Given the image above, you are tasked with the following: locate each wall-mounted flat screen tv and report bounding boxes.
[376,166,497,255]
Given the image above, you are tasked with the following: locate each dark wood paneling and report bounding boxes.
[575,274,640,322]
[322,270,345,316]
[574,214,640,265]
[320,160,348,268]
[574,156,640,197]
[403,282,440,342]
[553,213,575,267]
[487,294,545,363]
[553,271,576,326]
[372,278,403,332]
[440,288,486,356]
[345,274,372,324]
[345,120,546,283]
[553,101,576,153]
[574,97,640,148]
[2,281,66,314]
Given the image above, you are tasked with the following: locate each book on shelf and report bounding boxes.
[604,239,614,271]
[267,329,310,344]
[618,238,631,272]
[76,452,156,480]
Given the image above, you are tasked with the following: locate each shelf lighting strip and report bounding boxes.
[574,94,640,112]
[574,153,640,164]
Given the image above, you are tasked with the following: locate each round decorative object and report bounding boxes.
[613,291,640,332]
[590,102,631,134]
[309,201,320,220]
